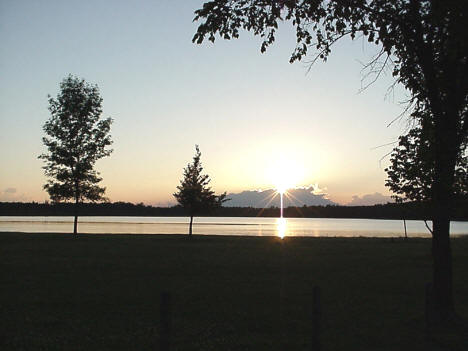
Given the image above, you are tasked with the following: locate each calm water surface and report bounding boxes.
[1,216,467,237]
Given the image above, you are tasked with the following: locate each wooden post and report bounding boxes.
[312,286,321,351]
[160,292,171,351]
[403,218,408,240]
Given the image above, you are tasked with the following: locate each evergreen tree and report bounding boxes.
[39,75,113,235]
[174,145,227,236]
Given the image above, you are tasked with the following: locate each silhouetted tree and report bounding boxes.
[386,123,467,203]
[39,75,113,235]
[174,145,227,236]
[192,1,468,323]
[386,120,467,237]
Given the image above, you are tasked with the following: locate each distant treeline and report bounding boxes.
[1,199,467,220]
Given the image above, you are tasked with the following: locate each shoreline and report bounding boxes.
[2,214,468,222]
[2,231,468,239]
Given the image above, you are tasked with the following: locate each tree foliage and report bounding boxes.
[386,122,467,202]
[174,145,227,217]
[192,0,467,320]
[193,1,467,144]
[39,75,113,205]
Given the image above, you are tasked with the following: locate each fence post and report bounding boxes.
[160,291,171,351]
[312,286,321,351]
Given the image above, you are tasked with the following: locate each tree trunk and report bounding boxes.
[430,110,458,323]
[431,164,455,322]
[189,215,193,236]
[431,217,453,322]
[73,214,78,236]
[73,196,79,236]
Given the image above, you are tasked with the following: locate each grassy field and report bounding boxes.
[1,232,467,350]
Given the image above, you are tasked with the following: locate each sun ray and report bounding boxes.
[282,192,306,218]
[256,190,280,217]
[282,191,302,206]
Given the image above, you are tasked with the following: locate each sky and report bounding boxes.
[0,0,411,206]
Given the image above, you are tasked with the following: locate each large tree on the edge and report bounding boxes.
[39,75,113,235]
[192,1,468,323]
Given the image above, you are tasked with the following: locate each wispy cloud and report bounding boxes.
[0,187,30,202]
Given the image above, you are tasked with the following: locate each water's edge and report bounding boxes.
[1,216,467,237]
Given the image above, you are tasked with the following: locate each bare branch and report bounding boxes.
[424,220,433,235]
[303,30,354,73]
[386,99,415,128]
[370,141,398,151]
[379,150,394,166]
[358,47,391,93]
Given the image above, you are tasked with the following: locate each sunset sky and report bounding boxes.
[0,0,410,206]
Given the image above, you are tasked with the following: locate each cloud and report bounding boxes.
[308,183,328,195]
[0,187,30,202]
[225,185,337,207]
[347,192,392,206]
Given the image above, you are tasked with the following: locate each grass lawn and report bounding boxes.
[1,232,467,350]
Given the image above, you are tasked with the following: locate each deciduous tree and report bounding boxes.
[386,114,467,237]
[39,75,113,235]
[192,0,468,322]
[386,122,467,203]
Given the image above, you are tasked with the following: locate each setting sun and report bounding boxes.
[268,155,305,194]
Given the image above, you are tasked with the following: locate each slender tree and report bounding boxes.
[39,75,113,235]
[174,145,227,236]
[192,1,468,323]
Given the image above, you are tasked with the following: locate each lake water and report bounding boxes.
[1,216,467,237]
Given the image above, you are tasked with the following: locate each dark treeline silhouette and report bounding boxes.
[1,198,467,220]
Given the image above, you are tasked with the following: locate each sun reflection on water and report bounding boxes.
[277,217,287,239]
